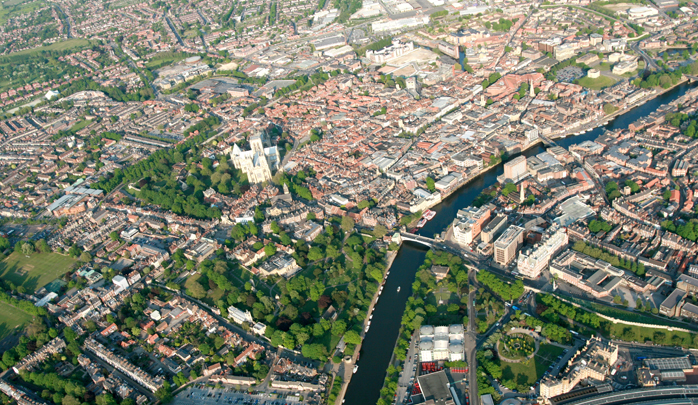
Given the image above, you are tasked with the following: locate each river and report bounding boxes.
[343,82,696,405]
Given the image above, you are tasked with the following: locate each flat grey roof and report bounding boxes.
[417,370,453,405]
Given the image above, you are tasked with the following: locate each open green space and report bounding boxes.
[501,344,564,392]
[0,301,34,340]
[145,52,193,70]
[5,38,90,59]
[183,30,201,39]
[69,119,91,133]
[0,0,45,25]
[575,75,617,89]
[0,252,77,293]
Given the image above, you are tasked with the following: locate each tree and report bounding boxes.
[331,320,347,336]
[264,244,277,257]
[301,343,327,360]
[34,239,50,253]
[21,243,34,256]
[341,216,355,232]
[308,246,324,261]
[187,282,207,299]
[62,395,81,405]
[344,330,361,345]
[426,177,436,192]
[0,236,9,252]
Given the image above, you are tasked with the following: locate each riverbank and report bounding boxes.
[333,248,399,405]
[414,78,691,228]
[549,77,689,141]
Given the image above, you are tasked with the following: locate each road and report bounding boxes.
[395,334,418,404]
[165,15,185,46]
[493,2,539,69]
[465,267,479,405]
[629,40,660,71]
[53,4,73,38]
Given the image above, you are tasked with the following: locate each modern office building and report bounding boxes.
[451,204,494,246]
[517,226,568,278]
[494,225,525,265]
[481,214,507,243]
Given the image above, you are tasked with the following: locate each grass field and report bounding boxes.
[0,252,77,293]
[0,39,90,61]
[576,75,617,89]
[501,344,565,392]
[145,52,193,70]
[0,301,34,340]
[0,0,45,25]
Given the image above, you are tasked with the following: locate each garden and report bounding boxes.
[499,333,536,360]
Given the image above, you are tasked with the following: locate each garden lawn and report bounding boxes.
[576,75,616,90]
[501,344,565,392]
[0,252,77,293]
[0,301,34,340]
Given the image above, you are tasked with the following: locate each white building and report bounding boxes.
[517,226,568,278]
[228,305,254,324]
[230,132,280,184]
[366,39,414,64]
[112,275,130,292]
[419,324,464,362]
[628,6,659,20]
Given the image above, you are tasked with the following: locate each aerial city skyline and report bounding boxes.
[0,0,697,404]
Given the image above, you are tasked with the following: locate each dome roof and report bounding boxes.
[419,341,434,351]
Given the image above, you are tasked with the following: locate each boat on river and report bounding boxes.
[423,210,436,221]
[397,286,401,292]
[416,218,427,228]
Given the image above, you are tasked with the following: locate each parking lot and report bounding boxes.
[173,387,306,405]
